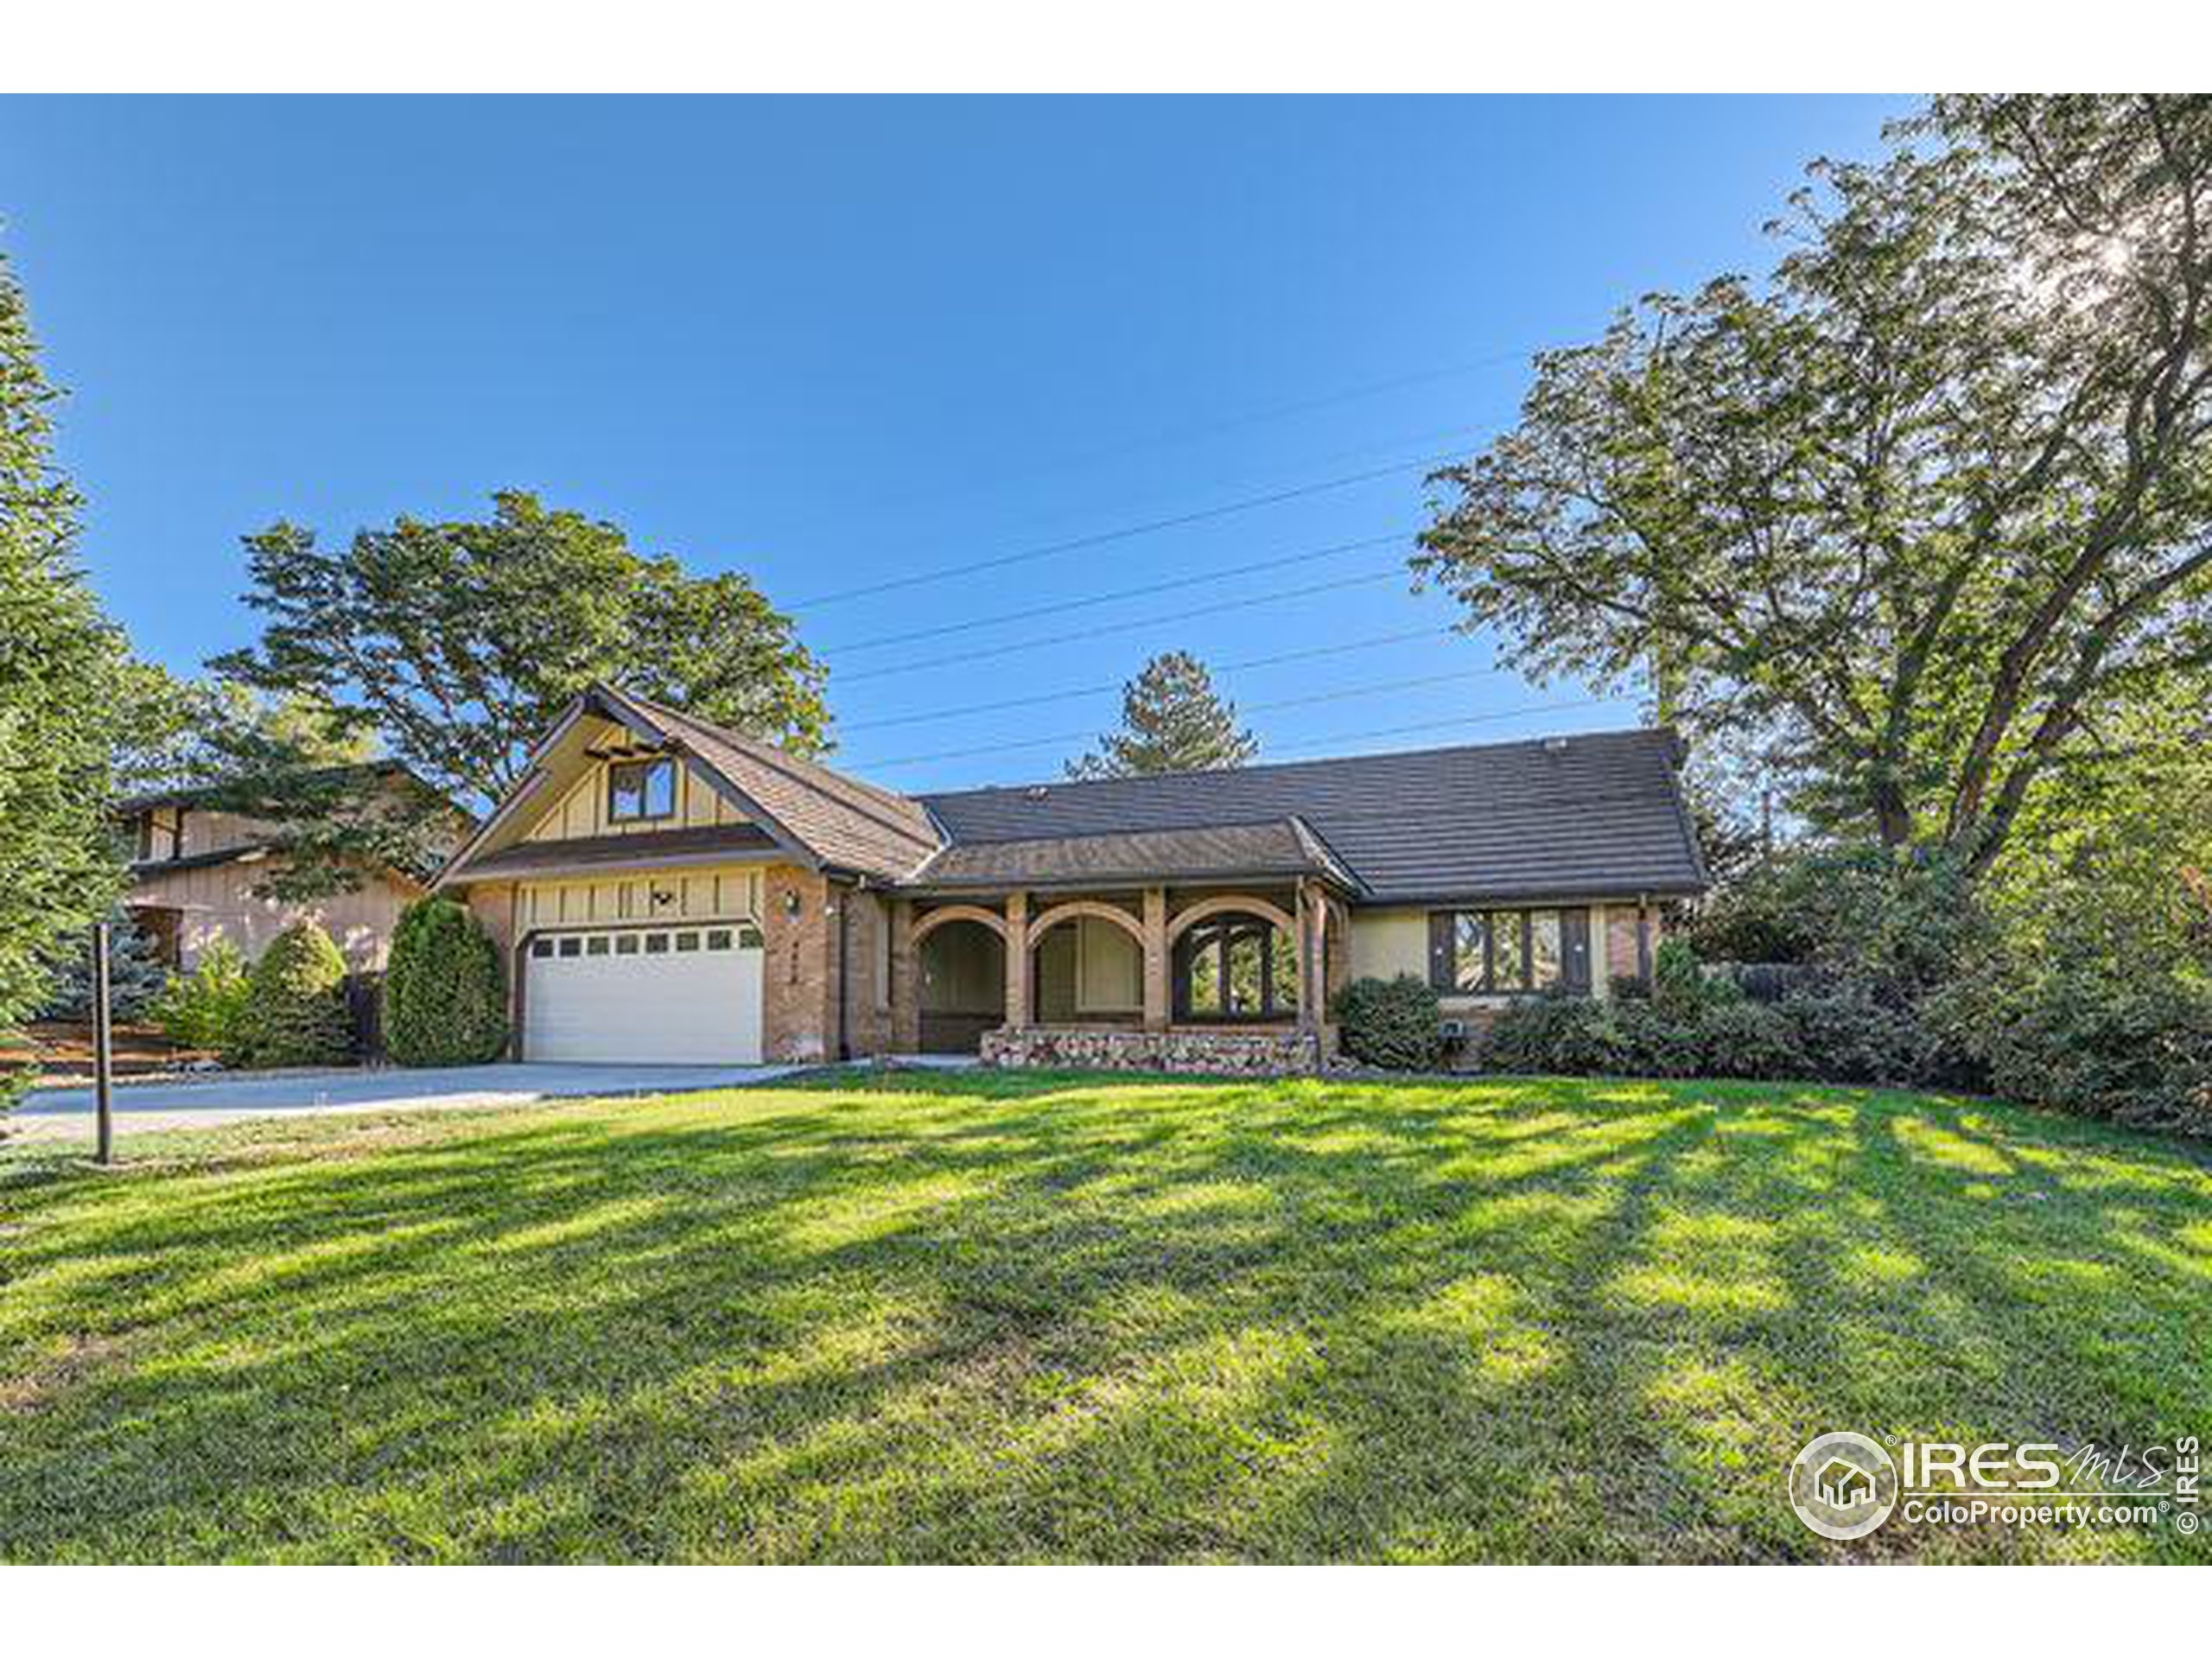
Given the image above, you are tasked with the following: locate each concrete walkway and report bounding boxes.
[9,1062,800,1145]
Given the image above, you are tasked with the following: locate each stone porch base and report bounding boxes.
[978,1025,1323,1076]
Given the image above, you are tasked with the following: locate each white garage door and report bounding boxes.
[523,925,764,1064]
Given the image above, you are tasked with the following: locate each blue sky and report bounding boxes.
[1,96,1905,792]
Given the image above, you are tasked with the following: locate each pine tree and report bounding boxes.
[0,245,125,1111]
[1067,652,1258,780]
[36,909,170,1023]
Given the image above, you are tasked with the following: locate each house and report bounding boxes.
[120,763,456,971]
[431,683,1707,1071]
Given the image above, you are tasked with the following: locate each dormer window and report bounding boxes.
[608,758,676,823]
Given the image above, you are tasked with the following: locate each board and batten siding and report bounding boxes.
[522,754,751,843]
[130,861,418,970]
[515,866,766,933]
[1346,904,1622,1003]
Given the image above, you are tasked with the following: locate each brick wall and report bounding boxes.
[760,865,835,1063]
[842,889,892,1058]
[889,899,921,1052]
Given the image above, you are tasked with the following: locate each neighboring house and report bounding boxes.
[433,683,1707,1071]
[120,763,457,971]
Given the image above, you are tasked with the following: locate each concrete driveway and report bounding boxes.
[9,1062,800,1145]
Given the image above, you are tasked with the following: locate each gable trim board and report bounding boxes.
[434,687,824,884]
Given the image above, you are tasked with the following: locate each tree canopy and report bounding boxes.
[1067,651,1259,779]
[213,490,831,811]
[111,659,373,799]
[1414,96,2212,876]
[0,245,124,1100]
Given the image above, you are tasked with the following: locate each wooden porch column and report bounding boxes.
[1141,886,1169,1032]
[889,898,920,1052]
[1003,890,1031,1028]
[1296,879,1321,1033]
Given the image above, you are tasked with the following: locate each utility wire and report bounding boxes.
[821,529,1416,655]
[838,625,1456,734]
[787,436,1480,611]
[1262,700,1616,760]
[836,565,1411,684]
[746,344,1540,548]
[874,695,1616,783]
[856,664,1522,772]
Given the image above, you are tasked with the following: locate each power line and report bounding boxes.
[786,434,1484,612]
[872,694,1617,783]
[1262,700,1617,760]
[856,664,1523,772]
[821,529,1415,656]
[836,565,1412,684]
[745,343,1543,550]
[838,625,1455,734]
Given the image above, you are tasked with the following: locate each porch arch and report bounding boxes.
[1166,893,1297,943]
[912,903,1007,944]
[1027,899,1145,945]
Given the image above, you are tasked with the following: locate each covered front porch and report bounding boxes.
[893,876,1352,1075]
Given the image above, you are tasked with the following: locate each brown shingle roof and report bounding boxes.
[449,688,1705,905]
[907,817,1358,893]
[918,730,1706,903]
[621,692,943,880]
[454,823,780,881]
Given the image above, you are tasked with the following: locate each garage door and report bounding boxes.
[523,925,764,1064]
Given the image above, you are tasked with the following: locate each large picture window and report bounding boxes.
[608,758,677,823]
[1174,912,1298,1021]
[1433,907,1587,995]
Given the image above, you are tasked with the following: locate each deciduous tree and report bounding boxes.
[213,491,831,810]
[1415,96,2212,877]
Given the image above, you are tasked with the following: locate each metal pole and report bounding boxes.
[92,919,114,1166]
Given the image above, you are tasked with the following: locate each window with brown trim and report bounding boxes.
[1431,908,1590,995]
[608,758,676,823]
[1173,912,1297,1022]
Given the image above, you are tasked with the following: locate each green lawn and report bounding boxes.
[3,1070,2209,1562]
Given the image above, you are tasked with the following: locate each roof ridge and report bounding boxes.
[940,810,1307,848]
[626,692,938,855]
[915,726,1672,804]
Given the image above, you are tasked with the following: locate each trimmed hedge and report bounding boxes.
[1960,966,2212,1136]
[1480,979,1915,1089]
[1783,980,1941,1085]
[1478,994,1620,1076]
[1332,974,1443,1071]
[226,921,353,1069]
[1694,1001,1809,1080]
[382,898,509,1066]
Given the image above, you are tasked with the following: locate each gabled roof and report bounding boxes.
[918,729,1706,904]
[440,686,1705,904]
[436,684,942,887]
[624,692,941,880]
[907,817,1360,893]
